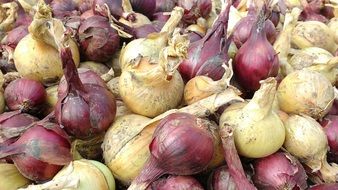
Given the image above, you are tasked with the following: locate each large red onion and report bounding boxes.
[320,115,338,163]
[55,43,116,139]
[177,0,212,24]
[234,9,279,92]
[128,113,214,190]
[78,15,120,62]
[252,152,308,189]
[130,0,156,18]
[208,165,237,190]
[4,78,47,114]
[178,1,232,81]
[0,123,72,181]
[309,183,338,190]
[147,175,204,190]
[0,111,38,143]
[232,3,276,48]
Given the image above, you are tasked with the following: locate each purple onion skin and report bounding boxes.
[5,25,29,48]
[187,31,203,43]
[152,12,170,22]
[178,0,212,24]
[133,24,160,39]
[0,124,72,181]
[155,0,176,13]
[178,2,232,81]
[78,15,120,62]
[147,175,204,190]
[320,115,338,163]
[93,0,124,18]
[4,78,47,114]
[0,111,38,138]
[55,47,116,140]
[51,0,79,19]
[208,165,237,190]
[308,183,338,190]
[130,0,156,19]
[253,152,308,190]
[299,0,328,23]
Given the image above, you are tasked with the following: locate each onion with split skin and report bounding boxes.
[119,30,188,117]
[283,114,338,183]
[277,70,334,120]
[13,2,80,85]
[220,78,285,158]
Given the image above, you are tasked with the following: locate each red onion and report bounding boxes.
[78,15,120,62]
[208,165,237,190]
[128,113,214,190]
[177,0,212,24]
[155,0,176,12]
[133,24,160,38]
[93,0,125,19]
[234,9,279,92]
[0,111,38,143]
[4,25,29,48]
[55,43,116,139]
[147,175,204,190]
[0,123,72,181]
[309,183,338,190]
[51,0,79,19]
[299,0,328,23]
[76,0,94,13]
[269,9,280,27]
[4,78,47,114]
[320,115,338,163]
[130,0,156,18]
[178,1,232,81]
[80,9,95,20]
[320,6,335,20]
[328,99,338,115]
[232,3,276,48]
[15,4,33,28]
[252,152,308,189]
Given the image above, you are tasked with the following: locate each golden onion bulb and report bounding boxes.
[277,70,334,119]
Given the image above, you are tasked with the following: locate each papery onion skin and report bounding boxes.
[177,0,212,24]
[208,165,237,190]
[147,175,204,190]
[4,78,46,113]
[320,115,338,163]
[252,152,308,190]
[78,15,120,63]
[277,70,334,119]
[308,183,338,190]
[0,124,72,181]
[130,0,156,18]
[93,0,124,18]
[50,0,78,19]
[4,25,29,48]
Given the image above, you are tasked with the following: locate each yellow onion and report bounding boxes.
[288,47,338,84]
[102,114,153,184]
[328,18,338,44]
[107,77,121,99]
[118,0,151,28]
[283,115,338,183]
[220,78,285,158]
[291,21,337,53]
[13,2,80,85]
[119,7,184,71]
[21,159,115,190]
[43,85,58,115]
[109,50,122,77]
[0,163,31,190]
[119,31,188,117]
[277,70,334,119]
[79,61,110,76]
[115,99,133,118]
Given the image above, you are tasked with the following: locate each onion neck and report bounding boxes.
[128,156,164,190]
[160,7,184,35]
[319,159,338,183]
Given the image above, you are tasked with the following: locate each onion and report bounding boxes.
[147,175,204,190]
[71,134,105,160]
[118,0,152,29]
[308,183,338,190]
[234,9,279,92]
[79,61,110,76]
[78,15,120,63]
[4,25,29,49]
[21,159,115,190]
[252,152,308,189]
[232,1,277,48]
[0,111,38,143]
[291,21,337,53]
[178,1,232,81]
[0,163,31,190]
[93,0,124,19]
[277,70,334,119]
[299,0,328,23]
[283,114,338,183]
[328,18,338,44]
[220,78,285,158]
[13,2,80,85]
[320,115,338,163]
[130,0,156,19]
[0,2,19,33]
[50,0,79,19]
[119,30,188,117]
[55,41,116,139]
[288,47,338,84]
[0,72,4,114]
[4,78,46,114]
[0,123,72,181]
[208,165,237,190]
[43,85,58,116]
[155,0,175,12]
[128,113,215,190]
[177,0,212,24]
